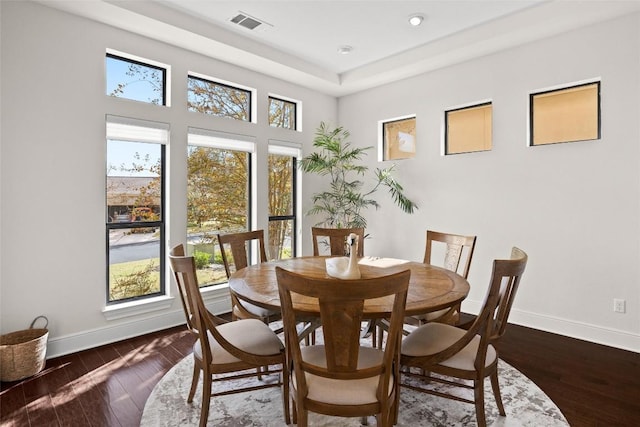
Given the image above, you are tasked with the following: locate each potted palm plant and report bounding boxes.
[300,122,417,229]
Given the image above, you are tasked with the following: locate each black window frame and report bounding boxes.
[105,53,167,106]
[268,156,297,257]
[105,144,166,305]
[268,96,297,130]
[444,101,493,155]
[529,81,601,147]
[187,75,252,122]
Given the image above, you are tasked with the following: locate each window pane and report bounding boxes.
[445,103,492,154]
[382,117,416,160]
[188,76,250,121]
[268,152,295,259]
[108,233,161,301]
[269,154,293,216]
[106,139,164,303]
[268,219,293,260]
[187,145,250,286]
[531,82,600,146]
[107,141,162,223]
[106,54,165,105]
[269,97,296,129]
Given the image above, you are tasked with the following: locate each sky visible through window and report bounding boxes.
[106,55,163,104]
[106,55,163,178]
[107,140,159,177]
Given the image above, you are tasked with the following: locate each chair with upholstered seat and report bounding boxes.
[311,226,365,257]
[412,230,477,325]
[400,247,527,427]
[375,230,476,348]
[168,244,289,427]
[276,266,410,427]
[217,230,281,326]
[308,226,367,344]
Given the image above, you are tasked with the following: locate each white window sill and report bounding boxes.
[101,283,230,321]
[102,295,175,321]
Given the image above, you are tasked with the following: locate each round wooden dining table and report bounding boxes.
[228,256,470,318]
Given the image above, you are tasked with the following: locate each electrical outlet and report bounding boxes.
[613,299,626,313]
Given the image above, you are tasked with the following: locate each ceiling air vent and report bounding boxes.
[229,12,270,31]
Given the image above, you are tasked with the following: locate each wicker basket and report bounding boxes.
[0,316,49,382]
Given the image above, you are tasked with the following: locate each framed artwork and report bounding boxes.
[380,115,416,160]
[529,81,601,146]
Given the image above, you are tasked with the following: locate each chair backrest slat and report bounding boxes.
[424,230,477,279]
[217,230,268,278]
[311,227,365,257]
[277,266,409,382]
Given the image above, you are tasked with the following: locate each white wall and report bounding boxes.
[337,14,640,352]
[2,1,639,356]
[0,1,336,356]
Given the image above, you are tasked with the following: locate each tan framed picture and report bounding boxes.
[381,116,416,160]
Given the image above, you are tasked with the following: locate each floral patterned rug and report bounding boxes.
[141,353,568,426]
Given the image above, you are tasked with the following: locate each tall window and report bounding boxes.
[268,144,299,260]
[187,74,252,121]
[187,130,254,286]
[269,96,297,130]
[105,52,167,105]
[106,117,167,303]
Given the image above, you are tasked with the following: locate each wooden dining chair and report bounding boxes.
[217,230,281,326]
[375,230,477,347]
[276,266,410,427]
[400,247,528,427]
[168,244,289,427]
[411,230,477,325]
[311,226,365,257]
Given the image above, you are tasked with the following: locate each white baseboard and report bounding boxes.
[46,294,231,358]
[463,299,640,353]
[48,295,639,358]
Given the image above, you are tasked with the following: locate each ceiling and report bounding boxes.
[40,0,640,96]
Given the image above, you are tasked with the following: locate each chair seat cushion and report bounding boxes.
[401,322,496,371]
[412,308,450,322]
[238,300,279,318]
[193,318,283,365]
[293,345,393,405]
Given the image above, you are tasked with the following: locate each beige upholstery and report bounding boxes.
[294,346,394,406]
[168,244,289,427]
[276,266,409,427]
[400,247,527,427]
[193,319,284,365]
[401,322,497,370]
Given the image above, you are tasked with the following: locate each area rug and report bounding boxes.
[141,354,568,426]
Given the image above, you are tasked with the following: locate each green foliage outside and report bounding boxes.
[193,250,211,269]
[108,61,296,298]
[109,260,159,301]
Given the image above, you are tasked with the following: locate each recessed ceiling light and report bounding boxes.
[337,45,353,55]
[408,14,424,26]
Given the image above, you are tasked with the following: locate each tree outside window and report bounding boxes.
[269,96,297,130]
[188,75,251,121]
[187,143,250,286]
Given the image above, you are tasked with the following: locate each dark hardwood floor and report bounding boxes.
[1,319,639,426]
